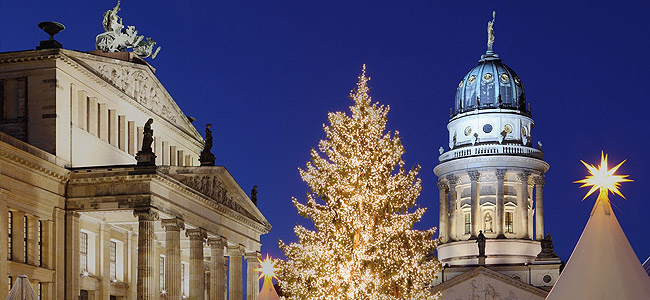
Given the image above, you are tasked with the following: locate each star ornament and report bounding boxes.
[574,152,633,200]
[256,254,281,280]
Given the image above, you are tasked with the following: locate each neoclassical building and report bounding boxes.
[431,16,562,300]
[0,27,271,300]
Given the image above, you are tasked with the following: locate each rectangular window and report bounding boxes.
[464,213,471,234]
[110,241,116,280]
[505,212,514,233]
[38,220,42,267]
[8,276,12,293]
[86,97,91,133]
[159,256,165,290]
[37,282,42,299]
[23,216,28,264]
[7,211,12,260]
[80,232,88,273]
[181,263,186,296]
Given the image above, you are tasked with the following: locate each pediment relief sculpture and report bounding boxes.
[180,175,257,221]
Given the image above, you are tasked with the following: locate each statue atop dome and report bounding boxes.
[487,11,496,52]
[95,0,161,59]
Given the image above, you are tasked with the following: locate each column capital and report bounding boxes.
[516,170,531,182]
[446,174,459,185]
[227,244,245,256]
[186,228,207,240]
[468,170,481,182]
[161,218,185,231]
[244,251,261,261]
[534,175,545,186]
[133,208,159,221]
[65,211,80,218]
[207,236,228,248]
[437,180,449,190]
[496,169,507,180]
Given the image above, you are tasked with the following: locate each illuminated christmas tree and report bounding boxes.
[278,65,441,300]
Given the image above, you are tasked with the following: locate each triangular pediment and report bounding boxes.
[165,166,271,232]
[432,267,548,300]
[61,49,203,143]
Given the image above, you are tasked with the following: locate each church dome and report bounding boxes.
[454,51,527,116]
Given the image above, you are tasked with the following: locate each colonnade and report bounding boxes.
[437,169,545,243]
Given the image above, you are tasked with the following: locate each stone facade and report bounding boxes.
[0,48,271,299]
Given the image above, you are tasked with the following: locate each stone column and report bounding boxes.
[133,208,159,300]
[53,208,65,300]
[468,170,481,239]
[495,169,507,238]
[227,245,244,300]
[208,237,227,300]
[127,230,137,300]
[446,174,458,241]
[245,252,261,300]
[186,228,207,300]
[161,218,184,300]
[437,180,449,243]
[516,171,531,239]
[534,176,545,241]
[65,211,80,300]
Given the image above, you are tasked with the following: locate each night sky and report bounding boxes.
[2,0,649,265]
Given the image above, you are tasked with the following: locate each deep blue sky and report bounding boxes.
[2,0,650,264]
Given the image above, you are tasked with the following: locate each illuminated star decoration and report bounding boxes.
[256,254,280,280]
[574,152,632,200]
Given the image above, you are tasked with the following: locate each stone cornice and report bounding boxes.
[0,138,69,183]
[434,155,548,178]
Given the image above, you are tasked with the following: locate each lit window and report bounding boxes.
[38,220,42,267]
[110,241,116,280]
[505,212,514,233]
[181,262,188,296]
[159,256,165,290]
[464,213,471,234]
[8,276,12,293]
[37,282,42,299]
[23,216,28,264]
[80,232,88,273]
[8,212,12,260]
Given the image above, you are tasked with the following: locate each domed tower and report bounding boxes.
[433,13,561,292]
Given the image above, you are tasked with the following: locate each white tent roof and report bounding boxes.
[546,198,650,300]
[6,275,39,300]
[258,277,280,300]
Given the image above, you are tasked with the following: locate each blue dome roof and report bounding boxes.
[454,51,527,116]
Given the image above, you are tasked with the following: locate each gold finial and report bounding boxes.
[574,152,632,201]
[487,11,496,52]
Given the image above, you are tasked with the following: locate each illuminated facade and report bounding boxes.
[0,45,270,300]
[431,21,562,299]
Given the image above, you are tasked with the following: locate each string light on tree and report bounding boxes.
[278,65,441,300]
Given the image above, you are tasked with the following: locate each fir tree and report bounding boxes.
[278,65,441,300]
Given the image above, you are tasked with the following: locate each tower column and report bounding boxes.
[516,171,531,239]
[161,218,184,300]
[245,252,261,300]
[227,245,244,300]
[535,175,545,240]
[186,228,207,300]
[437,180,449,243]
[447,174,459,241]
[133,208,159,300]
[495,169,507,238]
[208,237,227,300]
[468,170,481,239]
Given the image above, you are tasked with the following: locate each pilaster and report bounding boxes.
[446,174,459,241]
[516,171,531,239]
[99,223,111,300]
[534,175,545,241]
[65,211,80,300]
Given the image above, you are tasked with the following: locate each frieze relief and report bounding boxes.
[180,175,256,220]
[91,61,179,124]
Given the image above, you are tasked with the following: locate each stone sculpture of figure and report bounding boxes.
[439,146,444,155]
[199,124,216,166]
[537,232,560,259]
[485,213,493,232]
[477,230,487,257]
[102,0,122,33]
[96,0,161,58]
[487,11,496,50]
[251,186,258,206]
[141,118,154,153]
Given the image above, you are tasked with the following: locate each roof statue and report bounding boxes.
[95,0,161,59]
[546,153,650,300]
[6,275,39,300]
[487,11,496,52]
